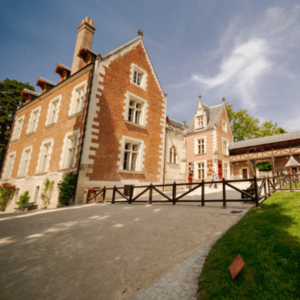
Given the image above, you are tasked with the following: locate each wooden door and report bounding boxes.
[242,169,248,179]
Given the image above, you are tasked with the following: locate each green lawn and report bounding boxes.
[198,192,300,299]
[284,182,300,189]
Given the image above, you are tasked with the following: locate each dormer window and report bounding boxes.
[55,63,71,83]
[197,116,203,129]
[36,78,56,95]
[222,120,227,132]
[131,64,147,89]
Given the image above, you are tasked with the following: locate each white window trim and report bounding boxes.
[222,120,227,133]
[2,151,16,180]
[12,115,25,140]
[59,129,80,170]
[27,106,41,134]
[45,96,61,126]
[33,186,40,203]
[68,80,87,116]
[130,63,148,90]
[223,161,229,179]
[194,136,206,155]
[194,160,207,180]
[118,135,145,172]
[36,139,54,174]
[123,92,148,127]
[17,146,33,177]
[222,137,229,155]
[241,167,249,179]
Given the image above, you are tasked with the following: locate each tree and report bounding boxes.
[225,103,287,141]
[0,79,35,166]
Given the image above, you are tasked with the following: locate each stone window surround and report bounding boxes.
[240,167,249,179]
[27,106,41,134]
[123,92,148,127]
[222,137,229,155]
[17,146,33,178]
[117,135,145,172]
[223,161,229,179]
[130,63,147,90]
[194,159,207,181]
[12,115,25,141]
[2,151,16,180]
[194,136,206,155]
[35,138,54,174]
[45,95,62,126]
[68,80,87,117]
[59,129,80,170]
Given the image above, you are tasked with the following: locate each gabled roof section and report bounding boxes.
[167,117,184,129]
[285,156,300,167]
[100,35,165,97]
[186,103,223,135]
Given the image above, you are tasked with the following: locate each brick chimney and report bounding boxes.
[71,17,95,75]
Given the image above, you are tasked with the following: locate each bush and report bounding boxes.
[16,191,30,208]
[40,178,54,208]
[256,161,272,172]
[0,182,16,211]
[58,172,77,206]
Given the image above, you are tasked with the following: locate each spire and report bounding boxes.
[222,97,225,103]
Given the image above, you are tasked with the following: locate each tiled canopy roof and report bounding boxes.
[285,156,300,167]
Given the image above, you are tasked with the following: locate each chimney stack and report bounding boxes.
[71,17,95,75]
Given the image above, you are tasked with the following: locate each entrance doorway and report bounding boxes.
[242,168,248,179]
[292,167,297,174]
[218,163,222,179]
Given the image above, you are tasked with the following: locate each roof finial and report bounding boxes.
[138,29,143,37]
[222,97,225,103]
[199,94,202,100]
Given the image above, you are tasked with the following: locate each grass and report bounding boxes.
[284,182,300,189]
[198,191,300,299]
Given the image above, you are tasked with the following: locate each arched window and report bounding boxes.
[169,146,177,164]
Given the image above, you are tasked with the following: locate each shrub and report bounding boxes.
[0,182,16,211]
[16,191,30,208]
[58,172,77,206]
[40,178,54,208]
[256,161,272,172]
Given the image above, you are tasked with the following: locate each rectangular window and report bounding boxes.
[63,135,78,169]
[197,116,203,129]
[128,100,143,125]
[222,120,227,132]
[123,143,139,171]
[224,163,228,179]
[19,148,31,177]
[222,140,228,155]
[198,162,205,180]
[49,100,59,124]
[133,71,142,86]
[73,87,84,114]
[198,139,205,154]
[3,153,15,179]
[28,109,39,133]
[39,143,51,173]
[33,186,40,203]
[13,118,23,140]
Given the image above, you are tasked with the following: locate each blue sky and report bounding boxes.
[1,0,300,131]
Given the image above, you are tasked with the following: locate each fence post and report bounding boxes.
[102,186,106,202]
[264,179,267,199]
[267,176,270,195]
[129,185,133,204]
[148,184,153,205]
[222,178,226,208]
[87,188,90,203]
[201,179,205,207]
[112,186,116,204]
[279,175,282,190]
[289,174,293,192]
[254,175,259,208]
[172,181,176,205]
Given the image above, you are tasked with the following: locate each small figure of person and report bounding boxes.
[188,173,193,191]
[209,171,218,189]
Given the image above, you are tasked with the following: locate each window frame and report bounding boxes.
[27,107,41,134]
[18,146,32,177]
[36,139,54,174]
[46,96,61,126]
[194,136,206,155]
[223,161,229,179]
[196,116,204,129]
[68,81,87,116]
[131,64,147,90]
[222,120,227,132]
[60,130,80,170]
[169,146,177,164]
[222,138,229,155]
[3,151,16,180]
[12,116,24,141]
[194,160,206,180]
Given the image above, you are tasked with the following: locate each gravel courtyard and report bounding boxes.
[0,183,253,300]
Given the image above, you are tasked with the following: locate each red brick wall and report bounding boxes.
[86,43,165,183]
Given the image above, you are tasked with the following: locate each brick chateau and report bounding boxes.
[2,17,299,211]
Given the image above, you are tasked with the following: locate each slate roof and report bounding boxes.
[186,103,224,135]
[57,63,71,71]
[229,130,300,150]
[169,118,184,129]
[285,156,300,167]
[23,89,40,97]
[38,77,56,86]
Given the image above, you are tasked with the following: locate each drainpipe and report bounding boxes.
[73,57,100,203]
[163,126,168,192]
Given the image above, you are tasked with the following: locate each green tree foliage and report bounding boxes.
[16,191,30,208]
[256,161,272,171]
[0,79,35,165]
[225,104,287,141]
[58,172,77,206]
[40,178,54,208]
